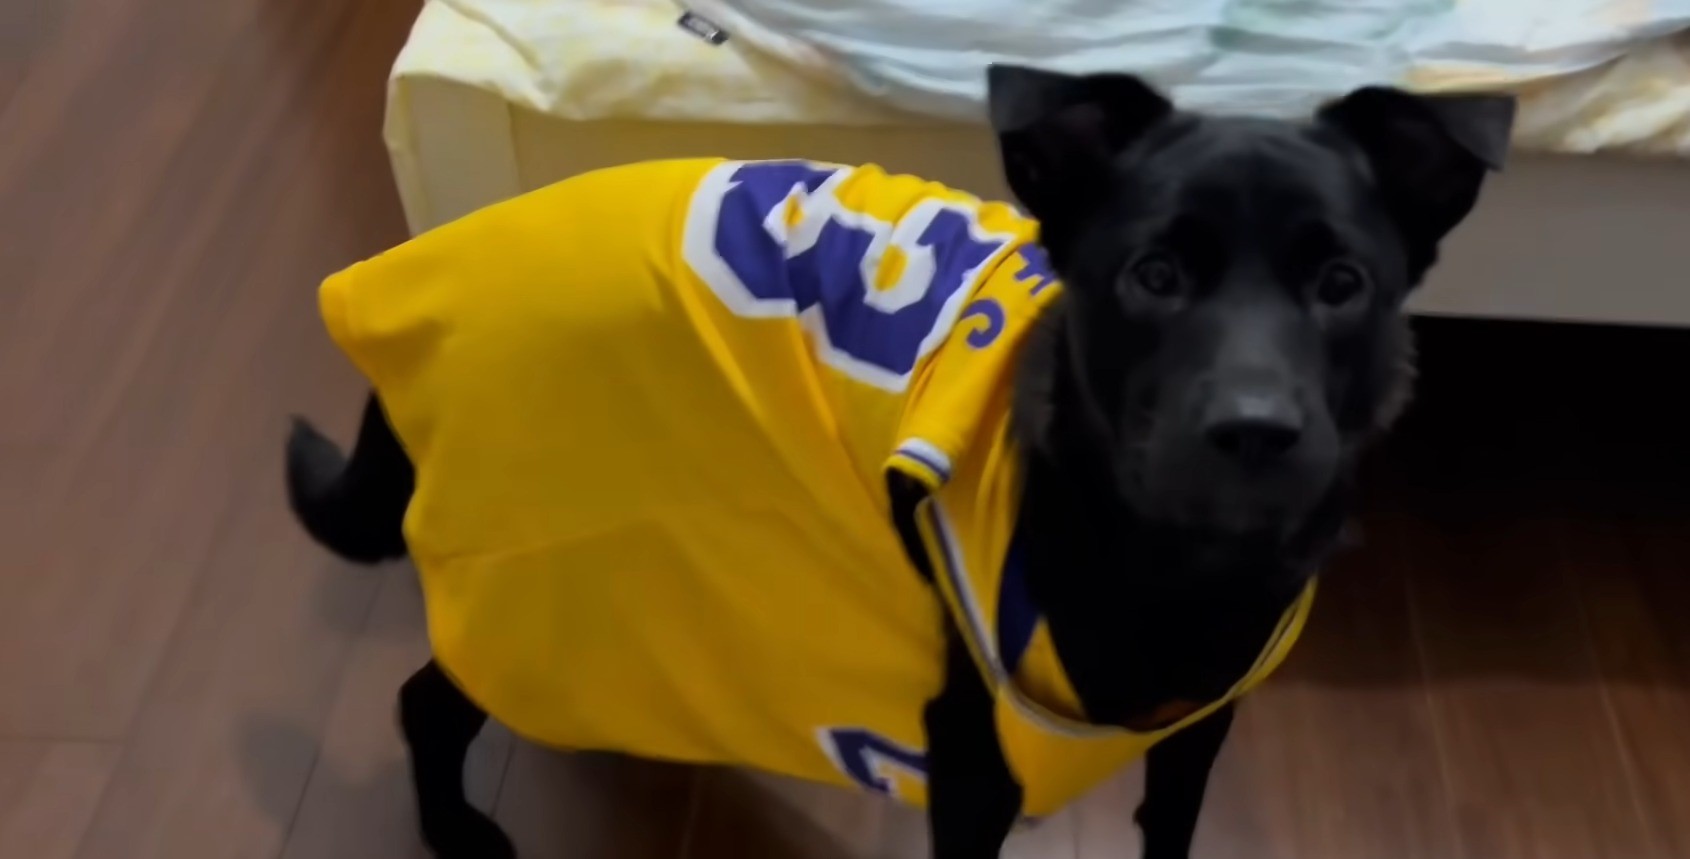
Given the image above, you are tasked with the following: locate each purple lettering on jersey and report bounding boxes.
[1012,245,1058,297]
[960,298,1005,349]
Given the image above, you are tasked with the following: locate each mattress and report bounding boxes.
[391,0,1690,150]
[384,0,1690,326]
[683,0,1690,123]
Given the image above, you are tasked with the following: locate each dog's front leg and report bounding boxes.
[924,630,1022,859]
[1135,703,1236,859]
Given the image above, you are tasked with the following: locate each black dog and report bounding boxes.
[287,66,1511,858]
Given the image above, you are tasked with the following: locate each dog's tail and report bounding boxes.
[286,393,413,564]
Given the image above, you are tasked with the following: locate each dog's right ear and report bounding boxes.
[1318,87,1515,281]
[987,65,1172,237]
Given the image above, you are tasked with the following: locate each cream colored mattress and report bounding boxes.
[384,0,1690,327]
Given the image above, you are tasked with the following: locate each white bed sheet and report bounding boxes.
[391,0,1690,153]
[685,0,1690,123]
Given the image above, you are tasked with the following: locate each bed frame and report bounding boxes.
[388,78,1690,328]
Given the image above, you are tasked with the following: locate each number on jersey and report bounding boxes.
[819,727,928,800]
[681,160,1016,392]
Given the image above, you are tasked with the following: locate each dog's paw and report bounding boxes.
[1140,848,1191,859]
[422,806,516,859]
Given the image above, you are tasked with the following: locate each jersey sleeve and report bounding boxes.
[884,238,1063,491]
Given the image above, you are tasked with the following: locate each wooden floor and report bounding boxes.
[2,0,1689,856]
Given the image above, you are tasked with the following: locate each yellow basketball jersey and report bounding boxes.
[318,158,1315,817]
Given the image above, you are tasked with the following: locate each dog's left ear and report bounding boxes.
[1319,87,1516,280]
[987,65,1172,243]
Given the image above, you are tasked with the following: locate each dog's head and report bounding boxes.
[992,66,1513,555]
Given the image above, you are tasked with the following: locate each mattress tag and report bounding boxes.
[677,10,729,45]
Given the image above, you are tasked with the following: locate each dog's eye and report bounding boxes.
[1127,254,1183,299]
[1316,262,1368,307]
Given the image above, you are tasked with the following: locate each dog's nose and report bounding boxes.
[1202,393,1304,466]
